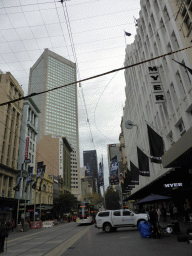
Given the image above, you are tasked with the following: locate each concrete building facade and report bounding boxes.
[28,49,80,199]
[36,135,72,194]
[122,0,192,205]
[0,71,24,222]
[15,98,40,204]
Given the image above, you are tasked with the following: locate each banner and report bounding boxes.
[39,165,46,191]
[32,161,44,190]
[130,161,139,185]
[110,156,119,185]
[25,166,33,192]
[98,162,104,186]
[137,147,150,176]
[147,124,164,163]
[13,170,23,191]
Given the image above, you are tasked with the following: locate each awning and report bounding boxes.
[134,194,171,205]
[162,126,192,168]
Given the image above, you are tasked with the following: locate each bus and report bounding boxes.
[76,202,95,224]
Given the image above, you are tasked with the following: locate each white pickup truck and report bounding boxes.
[95,209,149,233]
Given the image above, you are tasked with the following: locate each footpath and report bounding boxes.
[158,215,192,237]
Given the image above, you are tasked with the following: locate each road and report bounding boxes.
[5,222,192,256]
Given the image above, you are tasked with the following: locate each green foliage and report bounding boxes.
[105,186,120,210]
[80,192,104,207]
[52,192,78,218]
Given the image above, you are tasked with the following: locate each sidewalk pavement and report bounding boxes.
[159,215,192,235]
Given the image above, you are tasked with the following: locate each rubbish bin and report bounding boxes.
[171,220,181,234]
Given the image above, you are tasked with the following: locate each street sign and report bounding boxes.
[24,159,31,164]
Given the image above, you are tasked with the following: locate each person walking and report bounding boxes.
[173,205,178,220]
[149,207,160,238]
[10,218,15,232]
[0,221,9,253]
[156,207,161,222]
[161,206,167,222]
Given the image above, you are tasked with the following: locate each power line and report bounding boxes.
[1,45,192,108]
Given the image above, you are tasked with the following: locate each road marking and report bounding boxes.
[120,236,130,239]
[44,225,92,256]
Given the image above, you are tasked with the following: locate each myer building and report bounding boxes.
[122,0,192,209]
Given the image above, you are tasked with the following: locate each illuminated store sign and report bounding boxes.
[164,183,183,188]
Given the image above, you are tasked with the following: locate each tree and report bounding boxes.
[105,186,120,210]
[80,192,103,206]
[52,192,78,218]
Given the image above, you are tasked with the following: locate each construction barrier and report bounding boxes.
[30,222,41,229]
[42,221,54,228]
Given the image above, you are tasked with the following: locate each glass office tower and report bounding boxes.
[28,49,80,198]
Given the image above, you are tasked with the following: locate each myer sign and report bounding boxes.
[164,183,183,188]
[148,66,165,103]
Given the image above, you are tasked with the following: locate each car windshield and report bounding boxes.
[130,209,139,214]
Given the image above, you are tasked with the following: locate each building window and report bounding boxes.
[177,120,185,135]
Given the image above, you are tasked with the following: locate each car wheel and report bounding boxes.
[104,223,112,233]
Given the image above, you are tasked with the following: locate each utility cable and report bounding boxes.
[1,45,192,107]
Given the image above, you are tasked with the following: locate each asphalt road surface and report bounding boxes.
[5,222,192,256]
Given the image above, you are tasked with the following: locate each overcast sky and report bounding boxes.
[0,0,141,187]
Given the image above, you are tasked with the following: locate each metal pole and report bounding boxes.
[17,199,20,225]
[103,186,106,210]
[40,189,41,222]
[24,192,26,223]
[34,188,36,227]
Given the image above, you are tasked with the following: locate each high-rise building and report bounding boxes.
[36,135,72,194]
[28,49,80,199]
[83,150,98,193]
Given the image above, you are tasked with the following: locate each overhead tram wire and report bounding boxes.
[92,9,180,140]
[54,1,70,60]
[61,0,96,148]
[1,45,192,108]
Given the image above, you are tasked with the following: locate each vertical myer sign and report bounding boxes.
[59,138,63,177]
[148,66,165,103]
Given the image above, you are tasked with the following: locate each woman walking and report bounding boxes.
[0,221,9,253]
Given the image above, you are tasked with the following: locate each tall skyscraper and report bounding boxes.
[83,150,98,193]
[28,49,80,198]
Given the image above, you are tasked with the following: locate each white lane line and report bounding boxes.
[44,225,92,256]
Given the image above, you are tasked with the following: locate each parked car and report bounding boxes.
[95,209,149,233]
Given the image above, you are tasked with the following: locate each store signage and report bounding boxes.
[164,183,183,188]
[24,159,31,164]
[148,66,165,103]
[59,138,63,177]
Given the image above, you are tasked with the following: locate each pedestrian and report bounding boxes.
[10,218,15,232]
[0,221,9,253]
[161,206,167,222]
[6,220,10,231]
[173,205,178,220]
[184,199,190,223]
[169,205,173,220]
[149,207,160,238]
[156,207,161,222]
